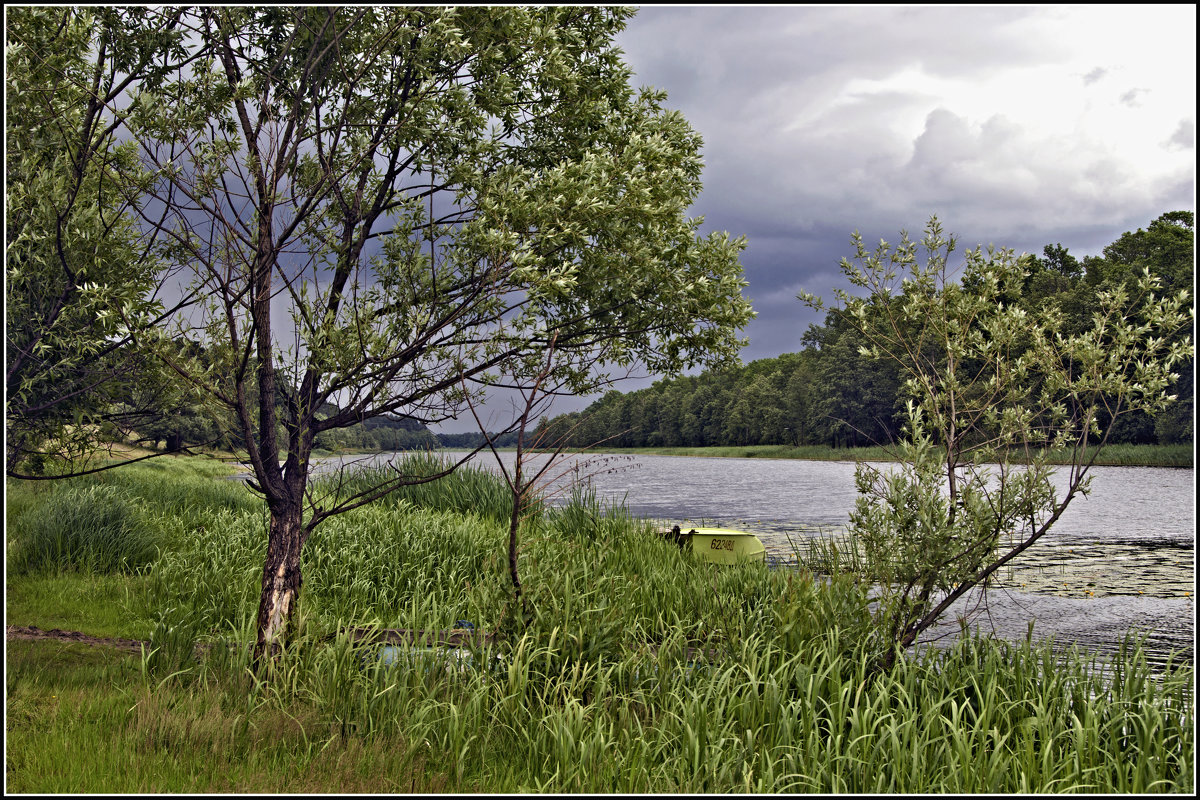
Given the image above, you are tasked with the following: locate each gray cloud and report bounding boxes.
[1167,119,1195,150]
[443,6,1197,429]
[1120,88,1148,107]
[614,7,1193,331]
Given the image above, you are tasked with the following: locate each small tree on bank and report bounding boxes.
[801,217,1193,670]
[51,7,755,662]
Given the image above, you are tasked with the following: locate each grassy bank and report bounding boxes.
[6,455,1194,792]
[598,442,1195,467]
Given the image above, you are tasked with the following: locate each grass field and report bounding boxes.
[5,454,1194,792]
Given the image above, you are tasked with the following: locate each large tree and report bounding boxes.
[1094,211,1195,444]
[91,7,753,660]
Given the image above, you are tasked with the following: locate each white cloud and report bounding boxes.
[620,5,1194,243]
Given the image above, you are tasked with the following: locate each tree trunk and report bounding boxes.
[508,502,522,601]
[253,501,305,664]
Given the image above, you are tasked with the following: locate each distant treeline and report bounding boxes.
[317,413,439,452]
[320,421,523,452]
[534,212,1195,450]
[134,213,1192,455]
[132,381,526,453]
[315,424,523,453]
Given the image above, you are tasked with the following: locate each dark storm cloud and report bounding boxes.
[441,6,1194,428]
[613,5,1196,364]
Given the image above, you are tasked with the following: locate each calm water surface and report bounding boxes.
[326,450,1196,665]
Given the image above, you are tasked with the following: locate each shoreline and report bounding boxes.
[76,440,1193,472]
[590,443,1195,468]
[308,442,1194,469]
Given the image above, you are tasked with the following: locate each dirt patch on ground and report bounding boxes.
[8,625,721,666]
[6,624,149,652]
[4,625,497,657]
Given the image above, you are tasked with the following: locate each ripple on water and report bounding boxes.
[659,518,1194,668]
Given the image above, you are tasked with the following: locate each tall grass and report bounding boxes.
[6,453,1194,793]
[6,457,263,576]
[94,456,263,526]
[1038,442,1194,467]
[8,484,158,575]
[310,452,524,525]
[137,473,1191,792]
[608,444,898,462]
[138,613,1190,793]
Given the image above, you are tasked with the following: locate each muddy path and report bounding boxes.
[7,625,149,653]
[4,625,497,656]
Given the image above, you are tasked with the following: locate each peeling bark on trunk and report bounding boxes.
[508,499,523,603]
[253,502,304,665]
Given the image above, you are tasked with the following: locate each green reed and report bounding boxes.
[6,454,1194,793]
[8,483,159,575]
[141,496,1191,792]
[310,452,524,526]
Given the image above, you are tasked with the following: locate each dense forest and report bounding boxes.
[535,212,1195,450]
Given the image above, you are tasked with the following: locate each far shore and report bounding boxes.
[85,440,1193,472]
[533,443,1195,468]
[304,442,1194,469]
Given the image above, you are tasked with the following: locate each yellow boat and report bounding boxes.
[668,526,767,565]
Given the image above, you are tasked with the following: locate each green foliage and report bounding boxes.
[143,606,201,677]
[800,216,1194,662]
[92,457,263,530]
[6,458,238,572]
[5,8,181,475]
[544,485,634,545]
[539,211,1194,452]
[310,453,523,526]
[63,7,754,651]
[12,627,1193,793]
[6,456,1193,792]
[9,483,159,575]
[124,6,753,457]
[138,456,868,663]
[1095,211,1195,443]
[314,418,439,454]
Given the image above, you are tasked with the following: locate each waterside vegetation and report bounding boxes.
[7,7,1193,792]
[6,455,1194,793]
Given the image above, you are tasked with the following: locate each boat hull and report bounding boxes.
[683,528,766,565]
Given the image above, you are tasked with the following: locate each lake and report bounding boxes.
[321,450,1196,666]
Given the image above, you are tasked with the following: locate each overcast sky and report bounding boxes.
[612,4,1195,363]
[432,5,1196,431]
